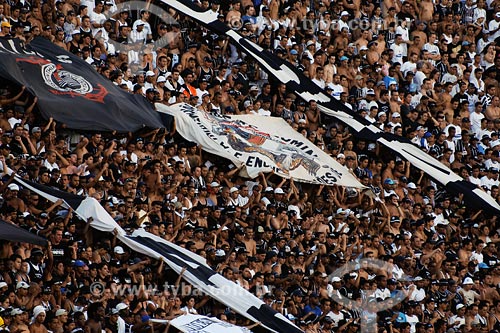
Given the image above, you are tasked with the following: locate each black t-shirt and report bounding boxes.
[377,101,391,115]
[109,163,122,182]
[453,93,468,105]
[280,264,294,278]
[28,261,44,283]
[104,318,118,333]
[483,253,499,267]
[51,243,66,260]
[86,142,99,156]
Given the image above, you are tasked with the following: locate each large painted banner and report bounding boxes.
[159,0,500,215]
[0,37,163,132]
[157,103,362,187]
[152,314,250,333]
[12,177,304,333]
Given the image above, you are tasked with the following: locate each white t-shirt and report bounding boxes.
[448,315,466,328]
[43,159,59,172]
[312,77,325,89]
[401,61,416,76]
[133,19,152,37]
[89,11,106,37]
[423,43,440,65]
[390,43,405,64]
[488,19,500,42]
[395,26,409,57]
[469,112,484,134]
[120,150,138,163]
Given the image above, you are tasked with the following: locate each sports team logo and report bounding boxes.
[41,63,93,94]
[16,57,109,103]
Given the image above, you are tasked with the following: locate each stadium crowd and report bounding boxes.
[1,0,500,332]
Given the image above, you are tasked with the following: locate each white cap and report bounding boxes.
[456,304,465,310]
[229,187,239,193]
[337,153,345,159]
[331,277,341,282]
[392,112,401,117]
[33,305,45,319]
[462,277,474,285]
[0,282,7,288]
[16,281,29,290]
[157,76,166,83]
[114,246,125,254]
[145,70,155,77]
[8,183,19,191]
[274,188,285,194]
[55,309,68,316]
[222,226,229,231]
[210,182,220,187]
[287,205,302,220]
[115,303,129,311]
[340,10,349,16]
[11,308,24,316]
[359,45,368,51]
[407,182,417,189]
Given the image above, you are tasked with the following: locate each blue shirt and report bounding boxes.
[303,304,322,317]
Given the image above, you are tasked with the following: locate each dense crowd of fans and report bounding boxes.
[1,0,500,332]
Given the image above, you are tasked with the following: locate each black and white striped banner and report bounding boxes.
[13,177,303,333]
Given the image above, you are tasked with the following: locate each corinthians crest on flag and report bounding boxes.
[0,37,163,132]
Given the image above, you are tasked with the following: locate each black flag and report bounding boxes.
[0,219,47,246]
[0,37,163,132]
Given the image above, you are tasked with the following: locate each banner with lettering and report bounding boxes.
[168,314,250,333]
[156,103,362,187]
[0,37,163,132]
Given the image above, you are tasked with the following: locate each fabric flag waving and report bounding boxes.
[159,0,500,215]
[0,37,163,132]
[168,314,251,333]
[12,176,304,333]
[156,103,363,187]
[0,219,47,246]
